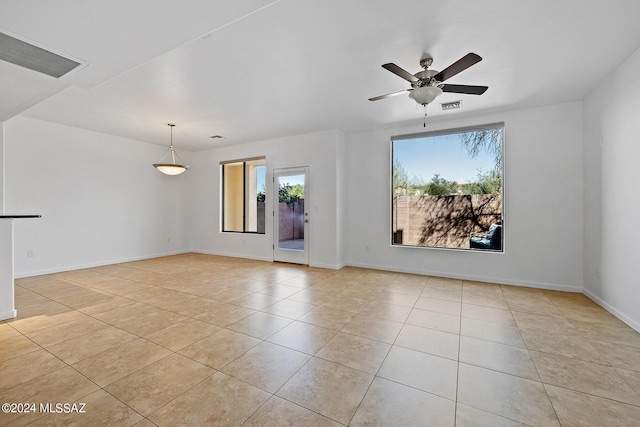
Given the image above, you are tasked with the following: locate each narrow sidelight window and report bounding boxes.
[221,157,266,233]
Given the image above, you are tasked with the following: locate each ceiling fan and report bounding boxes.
[369,53,488,108]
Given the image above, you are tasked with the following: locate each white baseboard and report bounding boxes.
[0,309,17,321]
[14,249,191,278]
[346,261,583,293]
[13,250,639,333]
[192,249,273,263]
[583,289,640,333]
[14,249,581,294]
[309,262,345,270]
[194,250,345,270]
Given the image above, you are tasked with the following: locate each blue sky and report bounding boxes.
[257,133,496,192]
[393,133,497,184]
[256,168,305,194]
[277,174,305,187]
[257,166,266,193]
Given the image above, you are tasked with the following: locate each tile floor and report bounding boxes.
[1,253,640,426]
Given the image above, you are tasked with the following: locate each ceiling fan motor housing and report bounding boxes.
[411,69,444,105]
[419,57,433,69]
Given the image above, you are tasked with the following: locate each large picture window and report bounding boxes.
[391,123,504,251]
[221,157,266,233]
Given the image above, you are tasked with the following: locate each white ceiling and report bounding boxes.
[2,0,640,151]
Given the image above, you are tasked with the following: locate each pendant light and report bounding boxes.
[153,123,189,175]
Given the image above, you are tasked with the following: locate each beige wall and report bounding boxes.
[223,163,243,232]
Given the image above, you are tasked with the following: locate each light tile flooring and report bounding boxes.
[1,254,640,426]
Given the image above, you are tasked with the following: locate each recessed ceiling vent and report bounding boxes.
[0,31,81,78]
[440,100,462,111]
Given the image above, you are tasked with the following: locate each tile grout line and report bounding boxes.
[8,256,640,425]
[505,285,562,426]
[9,276,239,424]
[4,319,151,424]
[453,284,464,427]
[339,278,420,426]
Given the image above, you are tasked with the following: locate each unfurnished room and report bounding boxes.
[0,1,639,426]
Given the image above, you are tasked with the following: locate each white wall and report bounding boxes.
[188,129,345,269]
[5,116,191,276]
[583,46,640,330]
[5,103,588,297]
[346,102,584,291]
[0,122,4,212]
[335,130,348,268]
[6,85,639,331]
[4,41,639,332]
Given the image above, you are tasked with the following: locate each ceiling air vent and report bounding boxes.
[440,100,462,111]
[0,31,81,78]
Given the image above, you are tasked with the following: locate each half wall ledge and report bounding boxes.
[0,215,41,320]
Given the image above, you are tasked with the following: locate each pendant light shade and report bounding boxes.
[154,162,188,175]
[153,123,189,175]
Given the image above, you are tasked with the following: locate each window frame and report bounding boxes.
[390,122,505,252]
[220,156,266,234]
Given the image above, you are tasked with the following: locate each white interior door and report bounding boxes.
[273,167,309,265]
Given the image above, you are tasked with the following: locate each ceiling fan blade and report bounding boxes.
[382,63,418,83]
[368,89,411,101]
[433,53,482,82]
[440,84,488,95]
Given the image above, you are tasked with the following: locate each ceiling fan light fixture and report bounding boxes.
[409,86,443,106]
[371,53,486,107]
[153,124,190,176]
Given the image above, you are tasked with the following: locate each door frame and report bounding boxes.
[273,167,309,265]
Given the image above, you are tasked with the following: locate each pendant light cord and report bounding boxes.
[155,123,186,165]
[169,125,177,164]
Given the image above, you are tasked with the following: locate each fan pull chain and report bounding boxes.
[423,104,427,127]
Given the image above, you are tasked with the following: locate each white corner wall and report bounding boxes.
[188,129,345,269]
[335,130,348,269]
[346,102,584,291]
[5,116,191,276]
[583,46,640,331]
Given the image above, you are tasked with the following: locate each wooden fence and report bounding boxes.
[392,193,502,248]
[279,199,305,241]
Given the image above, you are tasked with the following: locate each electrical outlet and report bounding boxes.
[27,249,34,257]
[167,237,171,243]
